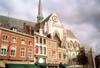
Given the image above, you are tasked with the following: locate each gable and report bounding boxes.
[49,13,64,28]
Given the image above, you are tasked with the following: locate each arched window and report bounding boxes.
[10,47,16,57]
[1,46,7,56]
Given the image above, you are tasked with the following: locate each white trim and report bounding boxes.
[28,48,33,58]
[20,48,26,57]
[10,46,16,57]
[0,46,7,56]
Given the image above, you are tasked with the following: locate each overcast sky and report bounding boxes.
[0,0,100,55]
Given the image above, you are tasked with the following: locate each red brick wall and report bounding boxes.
[0,29,34,62]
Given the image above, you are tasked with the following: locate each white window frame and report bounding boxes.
[36,36,38,43]
[2,34,9,41]
[21,38,26,45]
[10,47,16,57]
[1,46,7,56]
[28,48,33,58]
[12,36,17,43]
[20,48,26,57]
[29,40,33,46]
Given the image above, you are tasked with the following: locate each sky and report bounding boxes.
[0,0,100,55]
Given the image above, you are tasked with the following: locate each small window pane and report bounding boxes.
[40,37,42,44]
[1,48,7,56]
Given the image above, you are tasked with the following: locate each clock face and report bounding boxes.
[52,16,58,22]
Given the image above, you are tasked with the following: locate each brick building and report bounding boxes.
[0,16,35,68]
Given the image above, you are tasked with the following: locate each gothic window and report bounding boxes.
[67,42,70,48]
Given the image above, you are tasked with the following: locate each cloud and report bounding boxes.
[0,0,100,55]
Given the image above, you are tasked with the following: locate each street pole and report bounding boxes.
[90,48,96,68]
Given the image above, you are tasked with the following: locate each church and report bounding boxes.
[0,0,80,68]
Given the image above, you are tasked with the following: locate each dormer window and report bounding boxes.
[11,27,17,32]
[47,34,51,38]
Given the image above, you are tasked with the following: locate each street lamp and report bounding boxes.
[36,57,47,68]
[38,58,44,64]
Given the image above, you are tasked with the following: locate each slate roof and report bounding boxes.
[66,29,77,39]
[0,15,35,33]
[42,13,52,23]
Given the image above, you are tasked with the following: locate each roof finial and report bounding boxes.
[37,0,44,23]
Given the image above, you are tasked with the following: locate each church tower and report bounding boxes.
[37,0,44,23]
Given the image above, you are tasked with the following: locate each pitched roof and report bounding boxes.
[42,13,52,23]
[0,15,35,32]
[66,29,77,39]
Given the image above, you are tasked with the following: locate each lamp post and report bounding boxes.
[37,57,46,68]
[38,58,44,64]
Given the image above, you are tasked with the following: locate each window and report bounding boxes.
[59,52,61,59]
[63,53,66,59]
[2,34,8,41]
[68,43,70,48]
[10,47,16,57]
[21,39,25,45]
[40,46,42,54]
[1,48,7,56]
[28,48,33,58]
[43,39,46,44]
[44,47,46,54]
[36,36,38,43]
[20,48,25,57]
[52,51,55,56]
[35,46,39,54]
[40,37,42,44]
[11,27,17,32]
[12,36,16,43]
[43,58,46,63]
[29,41,33,46]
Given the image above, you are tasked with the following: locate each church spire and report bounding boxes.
[37,0,44,23]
